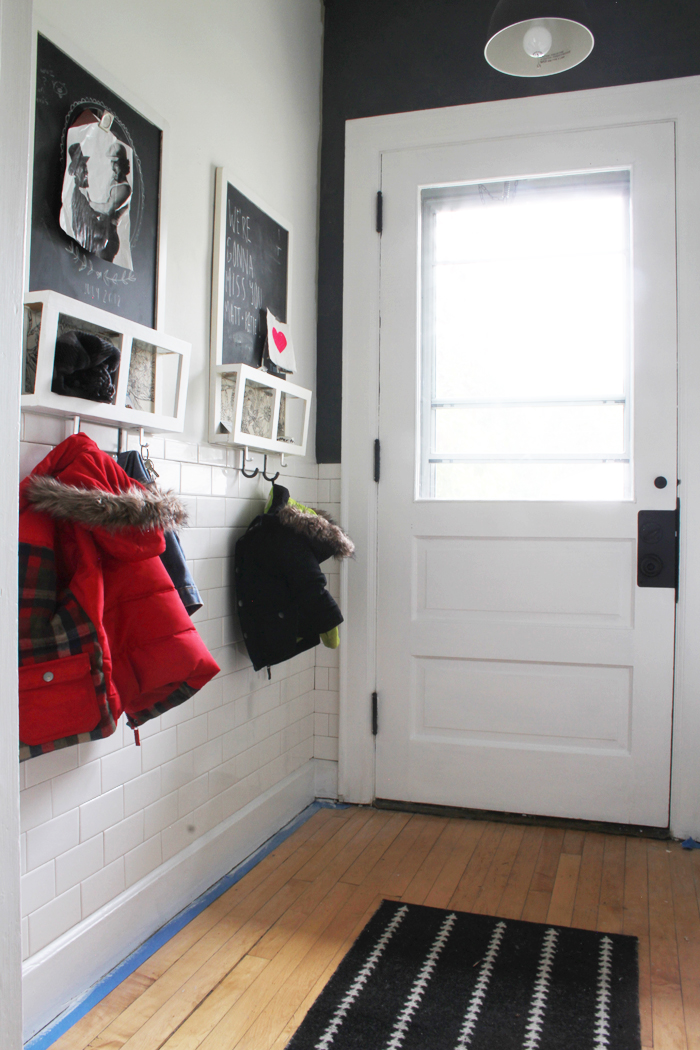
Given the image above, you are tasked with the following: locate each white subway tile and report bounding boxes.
[193,676,224,715]
[104,812,144,865]
[80,787,123,841]
[79,720,124,763]
[160,699,194,730]
[101,745,143,793]
[208,528,232,559]
[178,528,212,561]
[198,445,227,465]
[205,587,227,620]
[144,791,179,839]
[55,835,103,895]
[140,727,177,772]
[178,774,209,818]
[165,439,198,462]
[191,795,223,838]
[192,558,226,591]
[20,782,52,833]
[22,917,29,961]
[222,720,255,762]
[193,737,223,777]
[328,668,340,691]
[125,835,162,888]
[23,413,65,445]
[317,480,330,502]
[211,467,239,498]
[314,714,329,737]
[161,815,198,862]
[328,715,339,737]
[81,858,125,918]
[161,753,194,795]
[225,497,253,527]
[318,463,341,480]
[315,645,340,668]
[26,811,79,871]
[237,470,266,500]
[314,690,339,714]
[20,441,54,480]
[52,761,102,816]
[315,737,339,761]
[124,768,162,818]
[177,714,209,755]
[208,759,237,799]
[28,886,81,955]
[24,747,78,788]
[330,479,341,502]
[208,702,237,740]
[21,861,55,918]
[197,497,226,527]
[314,666,329,691]
[150,458,180,490]
[181,463,212,496]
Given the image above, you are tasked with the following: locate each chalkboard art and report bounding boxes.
[211,170,289,369]
[29,34,162,328]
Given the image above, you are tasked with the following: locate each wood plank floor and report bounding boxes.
[52,807,700,1050]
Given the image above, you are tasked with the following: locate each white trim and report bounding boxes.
[22,761,316,1042]
[341,78,700,836]
[27,17,169,330]
[0,1,32,1046]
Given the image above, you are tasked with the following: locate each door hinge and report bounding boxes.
[376,191,383,234]
[374,438,380,482]
[371,691,378,736]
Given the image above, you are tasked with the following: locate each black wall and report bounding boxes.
[316,0,700,462]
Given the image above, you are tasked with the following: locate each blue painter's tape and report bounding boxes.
[25,800,348,1050]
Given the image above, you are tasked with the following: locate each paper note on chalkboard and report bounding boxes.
[265,310,296,374]
[216,177,289,368]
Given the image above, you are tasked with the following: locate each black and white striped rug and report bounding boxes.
[286,900,640,1050]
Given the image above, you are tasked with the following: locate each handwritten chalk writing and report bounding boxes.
[84,283,122,309]
[227,200,251,243]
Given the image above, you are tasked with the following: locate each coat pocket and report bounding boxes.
[19,653,100,744]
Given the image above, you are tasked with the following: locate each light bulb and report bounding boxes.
[523,25,553,58]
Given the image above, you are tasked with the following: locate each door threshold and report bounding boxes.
[373,798,671,840]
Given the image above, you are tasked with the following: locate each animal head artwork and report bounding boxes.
[52,330,121,403]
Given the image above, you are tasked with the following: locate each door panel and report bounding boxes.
[375,121,677,826]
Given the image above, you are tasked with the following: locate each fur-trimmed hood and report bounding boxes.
[25,475,188,532]
[269,484,354,559]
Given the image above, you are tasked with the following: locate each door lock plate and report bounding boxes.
[637,507,679,593]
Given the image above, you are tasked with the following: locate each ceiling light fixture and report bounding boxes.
[485,0,594,77]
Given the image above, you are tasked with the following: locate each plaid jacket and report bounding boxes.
[19,434,219,760]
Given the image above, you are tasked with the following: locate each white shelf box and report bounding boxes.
[22,290,191,432]
[210,362,311,457]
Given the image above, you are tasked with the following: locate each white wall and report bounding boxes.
[21,0,327,1038]
[1,1,33,1045]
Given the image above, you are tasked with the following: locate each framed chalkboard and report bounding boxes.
[28,32,163,329]
[210,169,289,368]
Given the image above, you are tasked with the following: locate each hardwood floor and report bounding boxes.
[53,806,700,1050]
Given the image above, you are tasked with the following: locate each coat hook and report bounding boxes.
[73,415,81,435]
[262,455,280,483]
[239,447,259,479]
[280,453,287,468]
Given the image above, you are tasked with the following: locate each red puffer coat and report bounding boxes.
[19,434,220,759]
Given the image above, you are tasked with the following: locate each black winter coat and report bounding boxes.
[234,485,354,671]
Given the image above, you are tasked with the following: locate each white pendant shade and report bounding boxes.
[485,3,594,77]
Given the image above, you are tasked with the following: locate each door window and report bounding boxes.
[420,170,632,500]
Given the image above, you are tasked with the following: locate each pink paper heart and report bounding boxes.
[272,328,287,353]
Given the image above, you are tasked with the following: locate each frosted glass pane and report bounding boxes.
[433,252,627,400]
[434,405,625,457]
[434,461,626,501]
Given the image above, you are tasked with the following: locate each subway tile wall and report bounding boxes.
[19,413,342,961]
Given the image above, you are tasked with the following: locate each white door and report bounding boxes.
[375,121,677,827]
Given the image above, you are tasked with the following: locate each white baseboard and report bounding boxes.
[23,761,316,1041]
[314,758,339,800]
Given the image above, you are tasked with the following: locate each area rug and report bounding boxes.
[286,900,640,1050]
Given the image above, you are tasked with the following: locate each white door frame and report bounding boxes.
[0,0,32,1044]
[339,77,700,839]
